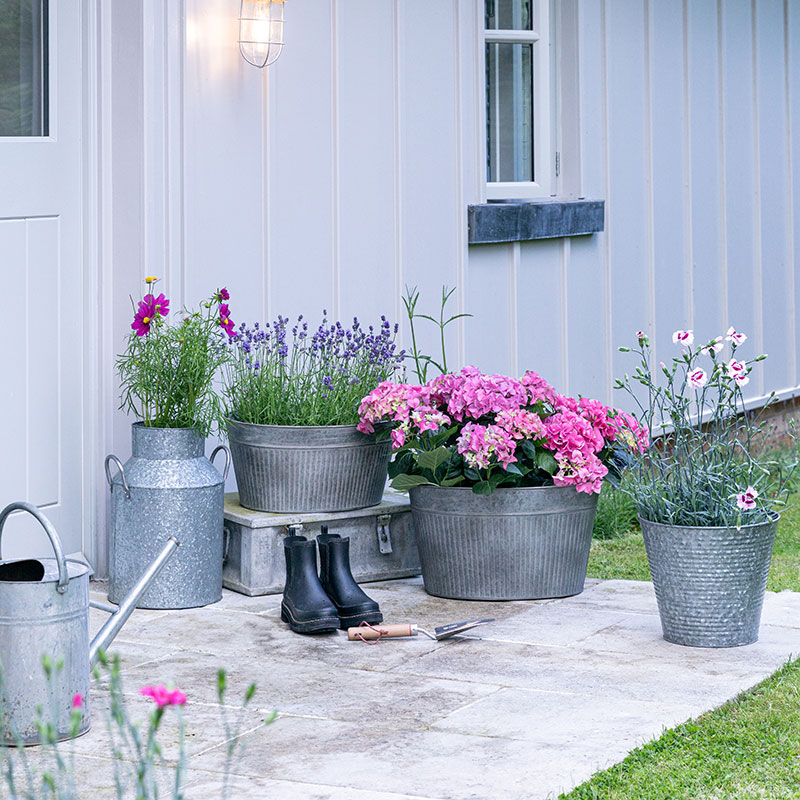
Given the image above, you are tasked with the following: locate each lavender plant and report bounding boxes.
[223,312,404,426]
[616,327,796,527]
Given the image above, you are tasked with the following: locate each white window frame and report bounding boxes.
[483,0,553,200]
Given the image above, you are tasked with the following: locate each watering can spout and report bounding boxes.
[89,537,179,667]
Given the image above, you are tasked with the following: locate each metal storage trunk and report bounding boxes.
[223,492,420,596]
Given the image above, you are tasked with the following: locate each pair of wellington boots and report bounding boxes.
[280,526,383,634]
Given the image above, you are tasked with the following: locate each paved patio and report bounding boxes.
[13,577,800,799]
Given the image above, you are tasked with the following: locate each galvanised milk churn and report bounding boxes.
[0,501,178,745]
[106,423,230,609]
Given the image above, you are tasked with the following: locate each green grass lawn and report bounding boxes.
[564,489,800,799]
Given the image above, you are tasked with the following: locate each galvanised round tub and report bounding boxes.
[640,515,778,648]
[227,420,391,513]
[409,484,599,601]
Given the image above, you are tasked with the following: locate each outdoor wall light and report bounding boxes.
[239,0,285,68]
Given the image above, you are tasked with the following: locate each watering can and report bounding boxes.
[0,501,179,746]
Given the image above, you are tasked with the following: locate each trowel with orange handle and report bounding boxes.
[347,618,495,644]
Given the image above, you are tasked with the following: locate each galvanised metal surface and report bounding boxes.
[640,516,778,648]
[0,503,90,745]
[226,420,392,513]
[409,485,599,601]
[108,424,227,610]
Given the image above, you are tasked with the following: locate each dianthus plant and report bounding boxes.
[116,279,233,436]
[358,367,647,495]
[615,327,795,526]
[223,313,405,426]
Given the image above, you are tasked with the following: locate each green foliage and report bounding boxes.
[616,332,797,527]
[117,287,230,436]
[593,481,640,539]
[402,285,471,384]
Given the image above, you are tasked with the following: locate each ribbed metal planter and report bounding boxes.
[107,424,228,610]
[409,484,599,601]
[640,515,778,648]
[226,419,391,513]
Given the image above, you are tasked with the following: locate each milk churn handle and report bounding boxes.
[210,445,231,481]
[105,455,131,500]
[0,502,70,594]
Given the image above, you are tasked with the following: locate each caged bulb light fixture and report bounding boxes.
[239,0,285,68]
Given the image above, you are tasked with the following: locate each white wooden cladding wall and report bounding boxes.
[471,0,800,406]
[108,0,800,470]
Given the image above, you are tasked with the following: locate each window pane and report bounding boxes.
[0,0,48,137]
[485,0,533,31]
[486,42,534,183]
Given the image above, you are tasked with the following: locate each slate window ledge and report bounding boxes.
[468,199,605,244]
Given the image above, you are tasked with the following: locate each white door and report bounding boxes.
[0,1,86,559]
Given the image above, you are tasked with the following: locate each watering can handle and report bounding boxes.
[105,455,131,500]
[210,445,231,481]
[0,502,70,594]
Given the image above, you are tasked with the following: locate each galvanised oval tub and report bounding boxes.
[640,515,778,648]
[409,484,599,601]
[227,420,391,513]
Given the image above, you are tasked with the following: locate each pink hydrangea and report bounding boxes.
[553,449,608,494]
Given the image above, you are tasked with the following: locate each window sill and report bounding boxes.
[468,199,605,244]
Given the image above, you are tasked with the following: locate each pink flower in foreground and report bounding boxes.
[140,684,187,708]
[217,287,230,301]
[147,293,170,318]
[725,326,747,346]
[688,369,707,388]
[72,693,83,709]
[672,330,694,346]
[736,486,758,511]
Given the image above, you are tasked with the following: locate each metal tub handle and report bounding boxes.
[210,445,231,481]
[0,502,70,594]
[105,455,131,500]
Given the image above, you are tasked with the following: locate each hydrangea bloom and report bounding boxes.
[358,367,648,495]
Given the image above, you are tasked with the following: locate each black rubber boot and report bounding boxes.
[280,535,340,634]
[317,527,382,630]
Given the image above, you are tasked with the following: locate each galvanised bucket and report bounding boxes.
[409,484,599,600]
[226,420,391,513]
[640,515,778,648]
[0,502,177,746]
[107,424,230,610]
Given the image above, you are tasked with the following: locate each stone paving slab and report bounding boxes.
[9,577,800,800]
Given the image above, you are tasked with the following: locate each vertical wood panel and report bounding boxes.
[268,0,335,318]
[756,0,792,392]
[466,244,514,375]
[789,0,800,387]
[517,239,564,387]
[398,0,462,365]
[26,218,60,507]
[183,0,264,322]
[605,0,650,394]
[720,0,759,365]
[336,1,398,327]
[650,0,690,362]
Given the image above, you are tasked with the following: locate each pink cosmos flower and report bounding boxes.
[700,336,724,356]
[725,326,747,346]
[146,293,170,318]
[219,304,235,338]
[736,486,758,511]
[688,369,707,388]
[131,297,157,337]
[218,288,230,301]
[72,693,83,709]
[672,330,694,345]
[140,684,187,708]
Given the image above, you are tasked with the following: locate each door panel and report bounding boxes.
[0,2,85,559]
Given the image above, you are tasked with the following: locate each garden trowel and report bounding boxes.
[347,618,494,643]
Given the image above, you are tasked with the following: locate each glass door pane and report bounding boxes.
[0,0,48,137]
[486,42,534,182]
[485,0,533,31]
